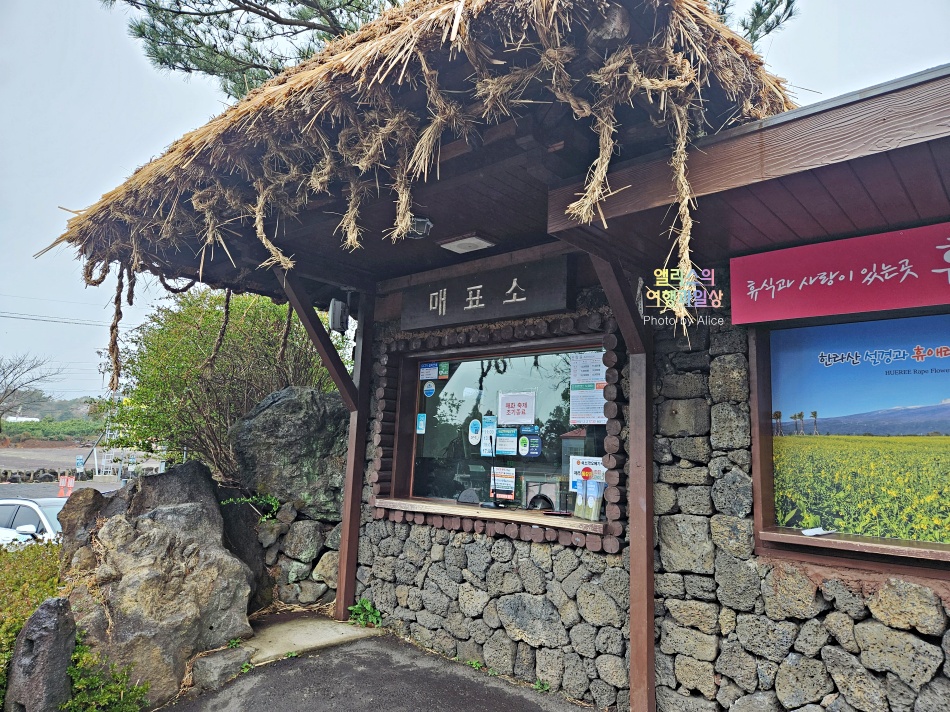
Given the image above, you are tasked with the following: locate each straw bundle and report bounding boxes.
[45,0,791,381]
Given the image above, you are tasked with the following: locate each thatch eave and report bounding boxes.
[46,0,791,331]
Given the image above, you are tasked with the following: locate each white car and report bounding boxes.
[0,498,66,545]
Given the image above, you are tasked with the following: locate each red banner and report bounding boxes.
[730,222,950,324]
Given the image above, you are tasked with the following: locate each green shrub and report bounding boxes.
[0,541,61,701]
[60,638,149,712]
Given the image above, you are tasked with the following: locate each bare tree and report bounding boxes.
[0,355,62,432]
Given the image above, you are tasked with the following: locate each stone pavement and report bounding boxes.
[167,633,588,712]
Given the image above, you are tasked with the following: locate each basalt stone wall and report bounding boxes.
[651,268,950,712]
[355,289,635,708]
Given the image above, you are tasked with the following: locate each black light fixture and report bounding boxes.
[407,216,434,239]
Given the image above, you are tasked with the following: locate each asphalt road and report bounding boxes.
[167,636,589,712]
[0,481,120,499]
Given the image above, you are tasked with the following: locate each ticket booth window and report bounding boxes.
[410,349,607,512]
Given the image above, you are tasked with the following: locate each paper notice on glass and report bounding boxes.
[569,456,606,492]
[498,391,536,425]
[490,466,516,500]
[480,415,497,457]
[569,352,607,425]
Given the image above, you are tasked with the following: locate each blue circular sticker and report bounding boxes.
[423,381,436,397]
[468,419,482,445]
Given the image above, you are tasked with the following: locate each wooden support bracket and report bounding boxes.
[589,255,649,355]
[274,267,359,412]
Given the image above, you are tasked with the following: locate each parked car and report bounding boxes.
[0,498,66,545]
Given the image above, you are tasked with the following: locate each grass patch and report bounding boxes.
[0,541,61,701]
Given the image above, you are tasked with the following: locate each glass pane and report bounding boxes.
[0,504,17,529]
[411,349,607,515]
[42,502,66,533]
[771,313,950,544]
[11,505,41,532]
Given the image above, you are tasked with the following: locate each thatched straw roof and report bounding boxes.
[45,0,791,385]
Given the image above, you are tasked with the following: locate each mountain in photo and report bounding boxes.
[780,402,950,436]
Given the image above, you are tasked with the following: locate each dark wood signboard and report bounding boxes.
[401,256,571,331]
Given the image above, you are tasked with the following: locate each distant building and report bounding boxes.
[3,416,40,422]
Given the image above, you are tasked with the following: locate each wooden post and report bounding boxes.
[589,255,656,712]
[334,291,375,621]
[274,267,359,412]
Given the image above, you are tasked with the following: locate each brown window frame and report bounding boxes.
[375,333,609,534]
[749,324,950,579]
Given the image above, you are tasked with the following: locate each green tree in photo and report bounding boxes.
[106,288,348,476]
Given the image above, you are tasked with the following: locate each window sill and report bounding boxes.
[759,526,950,564]
[374,497,606,534]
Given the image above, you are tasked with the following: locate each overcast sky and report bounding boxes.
[1,0,949,399]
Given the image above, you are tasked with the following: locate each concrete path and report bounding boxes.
[168,634,588,712]
[247,613,385,664]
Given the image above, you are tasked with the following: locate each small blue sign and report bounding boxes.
[416,413,427,434]
[423,381,436,398]
[519,424,540,435]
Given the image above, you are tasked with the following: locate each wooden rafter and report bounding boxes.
[274,267,358,412]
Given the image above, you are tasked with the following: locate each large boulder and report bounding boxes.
[61,462,254,708]
[230,387,349,521]
[215,482,273,612]
[3,598,76,712]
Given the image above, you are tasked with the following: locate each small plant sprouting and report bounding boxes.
[347,598,381,627]
[284,651,298,659]
[226,639,241,649]
[486,669,499,677]
[220,493,281,523]
[465,660,484,670]
[240,662,254,674]
[533,680,550,693]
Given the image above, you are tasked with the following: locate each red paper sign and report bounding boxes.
[730,222,950,324]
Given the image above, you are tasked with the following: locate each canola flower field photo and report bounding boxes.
[773,435,950,544]
[771,314,950,544]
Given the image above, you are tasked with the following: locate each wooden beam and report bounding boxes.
[627,350,656,712]
[548,69,950,233]
[334,291,376,621]
[274,267,358,412]
[590,255,647,354]
[375,241,579,294]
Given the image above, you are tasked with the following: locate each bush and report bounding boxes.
[60,638,149,712]
[0,541,61,701]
